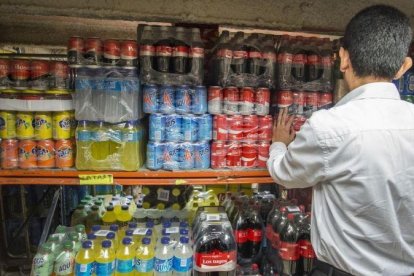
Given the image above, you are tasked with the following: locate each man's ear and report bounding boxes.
[339,47,350,73]
[394,57,412,80]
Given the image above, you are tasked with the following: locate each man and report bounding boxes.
[267,5,414,276]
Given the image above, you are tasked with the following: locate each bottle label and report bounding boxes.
[299,239,316,258]
[116,259,134,273]
[206,214,220,221]
[157,188,170,202]
[32,256,51,276]
[165,227,179,234]
[94,230,111,237]
[173,256,193,272]
[248,229,263,242]
[96,261,115,275]
[133,228,149,235]
[135,258,154,272]
[122,132,139,142]
[234,230,248,243]
[279,241,300,261]
[76,131,91,141]
[75,263,94,275]
[54,259,74,275]
[194,250,236,270]
[154,257,173,272]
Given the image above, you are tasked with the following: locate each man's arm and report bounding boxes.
[267,117,327,189]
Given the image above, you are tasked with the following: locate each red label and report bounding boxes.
[195,250,236,267]
[307,54,319,64]
[240,88,254,102]
[233,50,248,59]
[256,89,270,104]
[31,61,49,79]
[318,92,333,107]
[321,56,332,66]
[234,230,248,243]
[248,229,263,242]
[85,38,102,53]
[104,40,120,58]
[121,40,137,59]
[140,45,155,56]
[172,45,189,57]
[278,90,293,107]
[11,60,30,80]
[223,88,239,102]
[293,54,306,64]
[248,51,262,59]
[189,47,205,58]
[279,241,301,261]
[263,52,277,62]
[208,87,223,101]
[216,49,232,58]
[299,239,316,258]
[271,232,280,249]
[306,92,319,107]
[156,45,172,56]
[50,62,68,78]
[0,59,9,78]
[277,53,293,64]
[68,36,84,52]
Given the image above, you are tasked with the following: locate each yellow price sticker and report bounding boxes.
[79,174,114,185]
[175,179,187,185]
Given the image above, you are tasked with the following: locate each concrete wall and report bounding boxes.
[1,0,414,45]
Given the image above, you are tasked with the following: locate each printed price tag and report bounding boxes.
[95,230,111,237]
[286,206,300,212]
[133,228,149,235]
[79,174,114,185]
[206,214,220,221]
[157,188,170,202]
[175,179,187,185]
[165,227,179,234]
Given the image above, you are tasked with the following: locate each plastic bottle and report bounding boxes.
[86,233,97,252]
[54,241,75,276]
[172,237,193,276]
[135,237,155,276]
[31,242,53,276]
[75,120,91,170]
[117,205,132,229]
[278,213,300,276]
[102,205,117,225]
[90,121,109,169]
[69,232,81,253]
[86,205,101,232]
[109,225,120,249]
[75,224,87,242]
[75,240,95,276]
[106,232,118,252]
[154,237,173,276]
[122,120,141,171]
[124,229,137,251]
[108,123,123,169]
[114,237,135,276]
[96,240,116,276]
[71,205,88,227]
[111,196,122,215]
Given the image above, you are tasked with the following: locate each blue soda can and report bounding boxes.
[194,141,211,169]
[143,84,159,113]
[178,142,194,170]
[182,115,198,142]
[197,114,213,141]
[149,113,165,141]
[191,85,208,114]
[404,70,414,94]
[159,85,175,114]
[163,142,180,170]
[146,141,165,170]
[175,85,192,114]
[165,114,183,142]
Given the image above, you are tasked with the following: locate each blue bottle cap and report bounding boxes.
[180,237,189,244]
[145,221,154,228]
[122,237,132,245]
[106,232,115,239]
[128,222,137,229]
[161,237,170,245]
[145,229,153,236]
[91,225,101,232]
[125,229,134,236]
[142,237,151,245]
[162,221,172,228]
[110,225,119,232]
[161,229,170,236]
[102,240,111,248]
[82,241,92,249]
[180,228,189,235]
[180,221,189,228]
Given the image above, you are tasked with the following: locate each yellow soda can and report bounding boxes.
[16,112,35,139]
[52,111,71,140]
[0,111,17,139]
[69,111,76,138]
[34,112,52,140]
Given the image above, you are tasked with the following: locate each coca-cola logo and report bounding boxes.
[14,64,29,71]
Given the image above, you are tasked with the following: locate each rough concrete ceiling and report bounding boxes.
[1,0,414,45]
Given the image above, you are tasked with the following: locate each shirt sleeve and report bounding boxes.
[266,119,327,189]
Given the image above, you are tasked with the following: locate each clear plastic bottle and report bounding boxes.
[71,205,88,226]
[74,240,95,276]
[75,120,91,170]
[172,237,193,276]
[154,237,173,276]
[121,120,141,171]
[135,237,155,276]
[54,241,75,276]
[75,224,87,242]
[85,205,101,233]
[115,237,135,276]
[31,242,53,276]
[47,235,62,259]
[69,232,81,254]
[96,240,116,276]
[90,121,109,169]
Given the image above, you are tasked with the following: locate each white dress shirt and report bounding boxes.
[267,82,414,275]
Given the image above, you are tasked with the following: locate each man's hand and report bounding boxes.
[272,108,296,145]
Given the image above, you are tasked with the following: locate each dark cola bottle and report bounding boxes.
[320,38,333,92]
[277,35,293,90]
[306,37,321,84]
[297,214,316,276]
[234,203,250,264]
[231,32,248,75]
[279,213,301,276]
[155,26,173,73]
[139,25,156,74]
[246,34,261,76]
[189,28,205,80]
[210,30,232,86]
[291,36,307,86]
[172,27,189,74]
[247,202,264,264]
[261,35,277,87]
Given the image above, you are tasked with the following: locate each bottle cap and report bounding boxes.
[106,205,114,211]
[106,232,115,239]
[161,237,170,245]
[180,236,189,244]
[91,225,101,232]
[91,205,99,211]
[145,221,154,228]
[41,242,52,252]
[87,233,96,240]
[128,222,137,229]
[75,225,85,233]
[180,228,189,235]
[142,237,151,245]
[121,205,129,210]
[63,241,72,250]
[47,235,59,242]
[145,229,153,236]
[69,232,78,241]
[102,240,111,248]
[162,221,171,228]
[125,229,133,236]
[109,225,119,232]
[82,241,92,249]
[179,221,188,228]
[122,237,132,245]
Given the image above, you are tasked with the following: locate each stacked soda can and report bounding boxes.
[276,90,333,131]
[0,110,76,169]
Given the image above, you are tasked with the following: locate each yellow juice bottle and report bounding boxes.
[74,241,95,276]
[116,205,132,229]
[102,206,117,226]
[135,237,154,276]
[95,240,116,276]
[121,120,141,171]
[115,237,135,276]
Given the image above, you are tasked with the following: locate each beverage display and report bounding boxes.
[137,25,204,85]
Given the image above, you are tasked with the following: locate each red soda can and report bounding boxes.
[30,60,49,90]
[11,59,30,89]
[241,142,258,168]
[85,37,102,64]
[208,86,223,114]
[293,115,307,132]
[223,87,239,115]
[213,115,228,141]
[257,141,270,168]
[228,115,243,140]
[255,87,271,116]
[239,87,255,115]
[243,115,259,140]
[258,115,273,140]
[67,36,84,65]
[0,59,9,88]
[277,90,293,109]
[211,141,227,169]
[121,40,138,67]
[292,91,306,115]
[305,92,319,114]
[49,61,68,90]
[226,142,242,167]
[1,139,18,169]
[103,39,121,65]
[318,92,333,110]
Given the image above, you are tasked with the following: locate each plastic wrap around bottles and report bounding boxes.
[208,31,276,89]
[73,66,142,123]
[137,25,204,86]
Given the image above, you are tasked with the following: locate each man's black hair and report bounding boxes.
[343,5,412,79]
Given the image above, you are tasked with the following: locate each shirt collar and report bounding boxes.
[335,82,400,107]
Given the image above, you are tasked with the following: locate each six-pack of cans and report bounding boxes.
[0,110,76,169]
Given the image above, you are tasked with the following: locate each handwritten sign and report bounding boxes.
[175,179,187,185]
[79,174,114,185]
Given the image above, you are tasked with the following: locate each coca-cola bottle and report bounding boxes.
[172,27,189,74]
[279,213,301,276]
[277,35,293,90]
[138,25,155,77]
[291,36,307,86]
[211,30,232,86]
[189,28,205,81]
[260,35,277,87]
[247,202,264,264]
[231,32,248,75]
[297,214,316,276]
[306,37,321,84]
[320,38,333,92]
[155,26,173,73]
[246,34,261,76]
[233,206,250,264]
